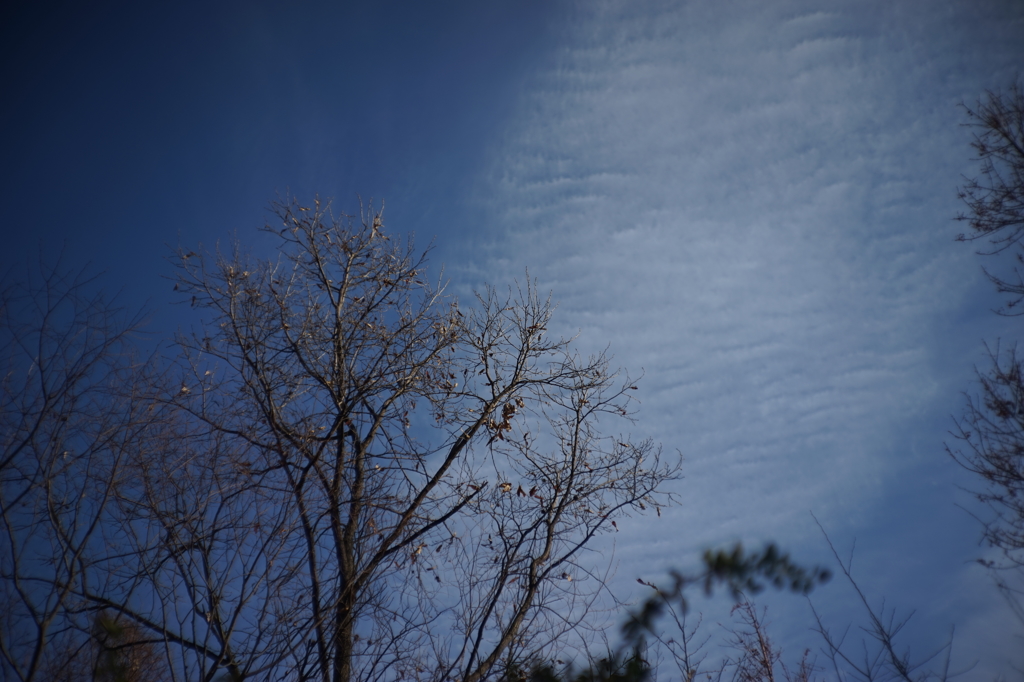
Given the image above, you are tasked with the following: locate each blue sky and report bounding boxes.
[3,0,1024,675]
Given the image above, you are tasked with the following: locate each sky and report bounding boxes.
[3,0,1024,676]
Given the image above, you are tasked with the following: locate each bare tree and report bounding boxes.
[31,610,169,682]
[809,527,955,682]
[955,79,1024,311]
[91,412,295,682]
[721,601,816,682]
[86,611,170,682]
[636,593,713,682]
[726,602,780,682]
[85,198,678,682]
[519,544,832,682]
[0,260,152,681]
[949,79,1024,629]
[948,343,1024,573]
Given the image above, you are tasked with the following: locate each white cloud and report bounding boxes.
[452,0,1024,673]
